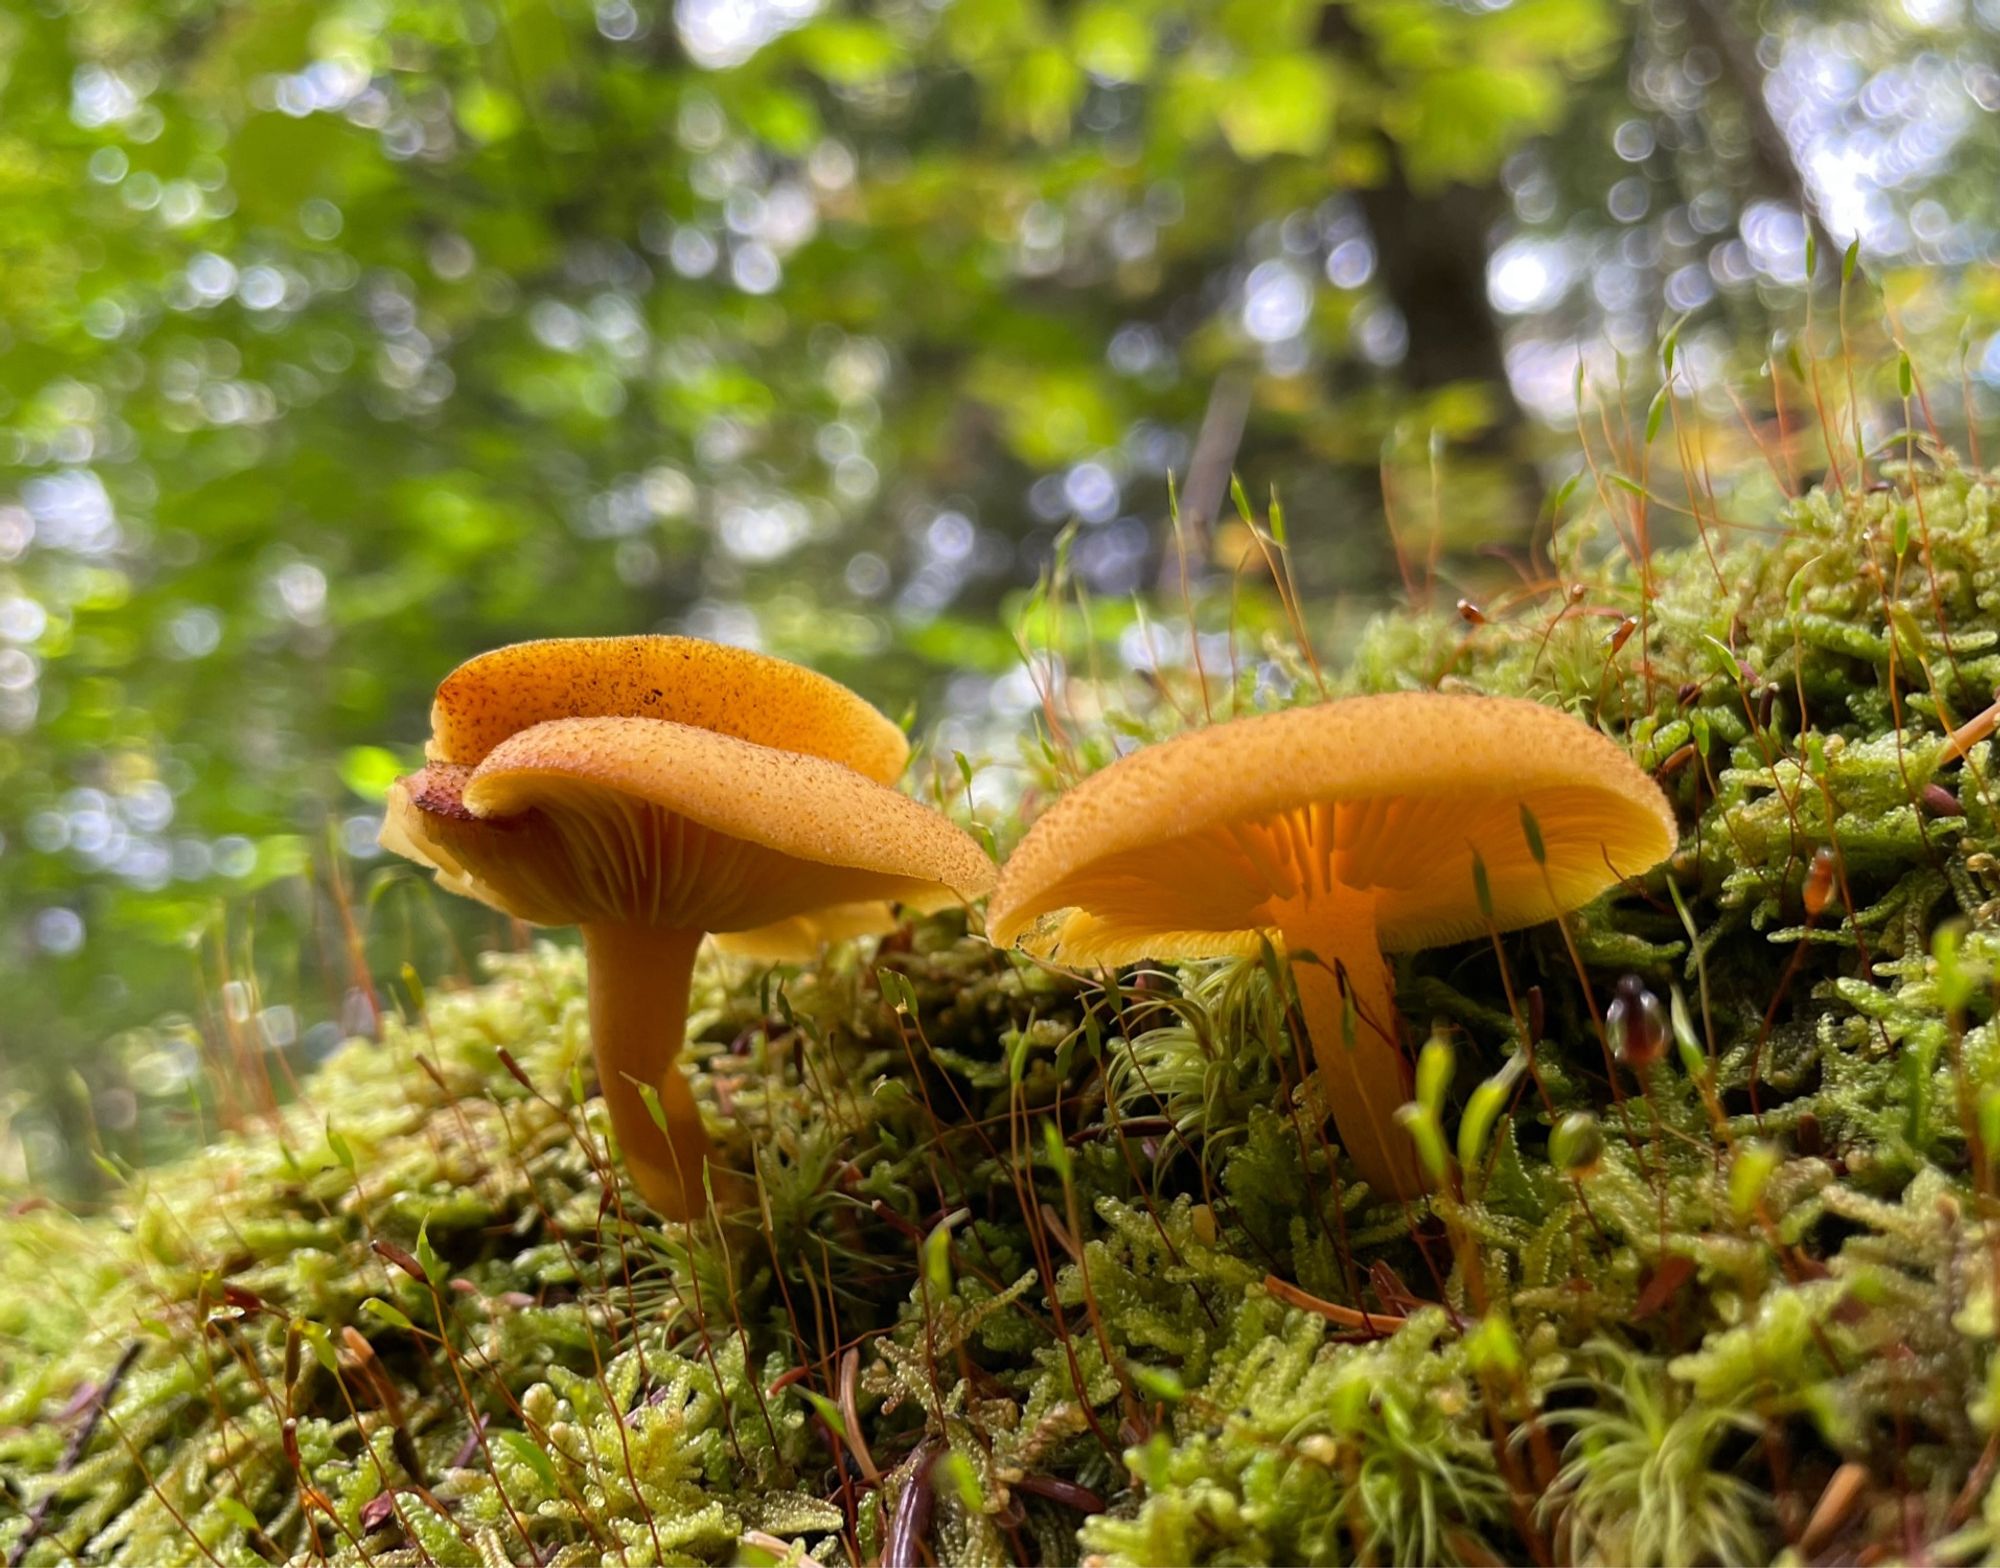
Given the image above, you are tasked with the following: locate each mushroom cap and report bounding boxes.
[710,902,901,964]
[425,636,910,785]
[712,882,971,962]
[987,693,1675,966]
[387,715,993,935]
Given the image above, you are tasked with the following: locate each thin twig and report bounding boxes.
[1262,1275,1407,1335]
[10,1341,145,1568]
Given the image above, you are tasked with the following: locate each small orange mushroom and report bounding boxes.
[987,693,1675,1201]
[381,638,994,1219]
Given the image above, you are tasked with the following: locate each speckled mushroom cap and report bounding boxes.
[386,715,994,934]
[987,692,1675,965]
[424,636,910,785]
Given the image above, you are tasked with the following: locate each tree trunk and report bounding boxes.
[1679,0,1836,268]
[1315,0,1543,534]
[1355,165,1517,419]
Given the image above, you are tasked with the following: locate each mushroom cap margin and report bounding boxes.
[463,716,994,896]
[987,693,1676,959]
[386,719,995,933]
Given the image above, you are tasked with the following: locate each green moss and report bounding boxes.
[8,468,2000,1565]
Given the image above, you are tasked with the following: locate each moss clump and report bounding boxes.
[7,466,2000,1566]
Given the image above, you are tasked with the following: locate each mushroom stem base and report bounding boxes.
[1273,890,1426,1201]
[582,924,718,1221]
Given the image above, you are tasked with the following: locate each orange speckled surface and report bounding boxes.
[425,636,910,784]
[988,693,1676,960]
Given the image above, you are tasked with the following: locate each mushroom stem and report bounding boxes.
[1273,890,1427,1201]
[580,924,716,1220]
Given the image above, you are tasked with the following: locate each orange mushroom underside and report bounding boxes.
[1017,793,1660,1200]
[988,694,1678,1202]
[387,706,994,1220]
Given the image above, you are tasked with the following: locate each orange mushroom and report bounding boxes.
[381,638,994,1219]
[987,693,1675,1200]
[709,902,906,964]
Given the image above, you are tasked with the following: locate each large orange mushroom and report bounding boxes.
[381,638,995,1219]
[987,693,1675,1200]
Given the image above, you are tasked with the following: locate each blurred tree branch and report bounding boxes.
[1680,0,1837,267]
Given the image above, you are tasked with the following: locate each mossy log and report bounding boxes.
[8,470,2000,1566]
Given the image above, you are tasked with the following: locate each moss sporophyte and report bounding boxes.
[15,468,2000,1566]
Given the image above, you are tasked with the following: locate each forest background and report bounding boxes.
[1,0,1994,1193]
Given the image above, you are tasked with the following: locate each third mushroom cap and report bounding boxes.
[986,692,1676,1201]
[381,637,995,1220]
